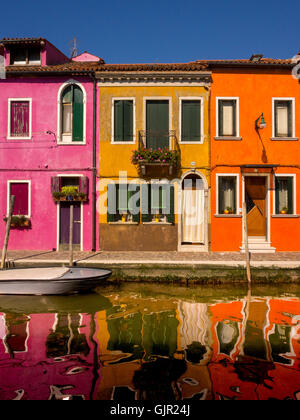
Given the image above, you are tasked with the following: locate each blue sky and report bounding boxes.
[1,0,299,63]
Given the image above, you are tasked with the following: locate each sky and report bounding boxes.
[1,0,299,64]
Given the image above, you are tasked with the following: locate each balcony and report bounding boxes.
[132,130,180,177]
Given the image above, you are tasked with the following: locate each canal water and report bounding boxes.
[0,283,299,401]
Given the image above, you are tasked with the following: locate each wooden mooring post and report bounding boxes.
[242,202,251,285]
[69,204,74,267]
[1,195,15,270]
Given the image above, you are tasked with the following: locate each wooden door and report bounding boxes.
[245,177,267,237]
[59,203,81,247]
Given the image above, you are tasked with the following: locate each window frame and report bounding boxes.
[179,97,204,144]
[7,180,31,218]
[7,98,32,140]
[57,81,87,145]
[216,174,239,216]
[10,47,41,66]
[272,98,296,140]
[216,97,240,139]
[273,174,296,216]
[111,97,136,144]
[143,97,172,150]
[141,181,175,224]
[107,183,141,223]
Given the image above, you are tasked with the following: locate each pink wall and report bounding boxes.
[0,76,97,250]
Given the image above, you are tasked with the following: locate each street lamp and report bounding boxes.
[255,113,266,130]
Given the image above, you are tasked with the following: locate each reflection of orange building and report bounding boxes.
[210,59,300,252]
[208,296,300,400]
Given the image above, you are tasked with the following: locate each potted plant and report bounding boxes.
[280,207,288,214]
[154,213,161,223]
[224,207,233,214]
[121,212,128,223]
[4,215,31,228]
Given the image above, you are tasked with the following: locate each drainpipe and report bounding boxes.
[92,74,97,251]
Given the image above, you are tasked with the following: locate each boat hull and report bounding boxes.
[0,267,112,296]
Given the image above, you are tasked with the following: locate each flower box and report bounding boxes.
[131,148,180,176]
[52,193,88,202]
[3,215,31,228]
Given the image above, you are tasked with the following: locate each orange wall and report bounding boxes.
[210,68,300,251]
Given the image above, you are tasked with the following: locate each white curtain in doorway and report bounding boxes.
[182,189,204,243]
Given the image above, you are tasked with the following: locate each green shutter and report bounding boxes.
[107,184,117,222]
[232,100,237,137]
[123,100,133,142]
[72,85,84,142]
[114,100,133,142]
[218,177,224,214]
[166,185,175,224]
[146,101,169,149]
[114,100,124,142]
[141,184,151,222]
[182,100,201,142]
[129,184,140,223]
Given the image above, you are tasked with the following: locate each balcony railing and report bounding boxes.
[133,130,180,176]
[138,130,177,151]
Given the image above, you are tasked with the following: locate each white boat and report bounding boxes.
[0,267,112,295]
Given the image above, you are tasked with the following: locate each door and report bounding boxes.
[182,175,205,244]
[146,100,169,149]
[59,203,81,249]
[245,177,267,237]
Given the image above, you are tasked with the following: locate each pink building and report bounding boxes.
[0,38,102,251]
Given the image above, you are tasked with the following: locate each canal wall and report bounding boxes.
[8,258,300,284]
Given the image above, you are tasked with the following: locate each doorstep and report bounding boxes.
[240,237,276,254]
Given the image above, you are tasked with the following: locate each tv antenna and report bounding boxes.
[70,37,78,58]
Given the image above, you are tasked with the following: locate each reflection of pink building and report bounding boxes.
[0,38,101,250]
[0,312,101,400]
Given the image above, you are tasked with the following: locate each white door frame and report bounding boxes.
[56,174,84,251]
[178,171,209,252]
[242,173,271,243]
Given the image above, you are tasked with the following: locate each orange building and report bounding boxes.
[209,56,300,252]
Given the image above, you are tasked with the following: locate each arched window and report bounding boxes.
[59,83,84,143]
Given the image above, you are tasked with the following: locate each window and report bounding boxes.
[141,183,175,223]
[8,181,30,217]
[59,84,84,143]
[180,99,202,142]
[275,176,294,214]
[218,176,237,214]
[113,99,134,143]
[8,99,32,139]
[273,99,294,138]
[107,184,140,223]
[217,98,238,137]
[10,47,41,65]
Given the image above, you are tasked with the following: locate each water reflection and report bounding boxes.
[0,285,299,400]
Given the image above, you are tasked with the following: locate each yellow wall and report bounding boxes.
[98,85,211,224]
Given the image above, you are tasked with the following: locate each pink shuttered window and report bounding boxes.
[10,101,30,137]
[10,183,29,216]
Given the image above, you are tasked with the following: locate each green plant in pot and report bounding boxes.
[61,186,79,201]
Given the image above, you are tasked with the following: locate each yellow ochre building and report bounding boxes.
[96,62,211,251]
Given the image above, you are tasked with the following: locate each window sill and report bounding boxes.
[143,222,173,225]
[57,142,86,146]
[111,141,136,145]
[214,214,242,218]
[108,221,139,225]
[7,137,32,141]
[214,136,242,141]
[270,137,298,141]
[271,214,299,218]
